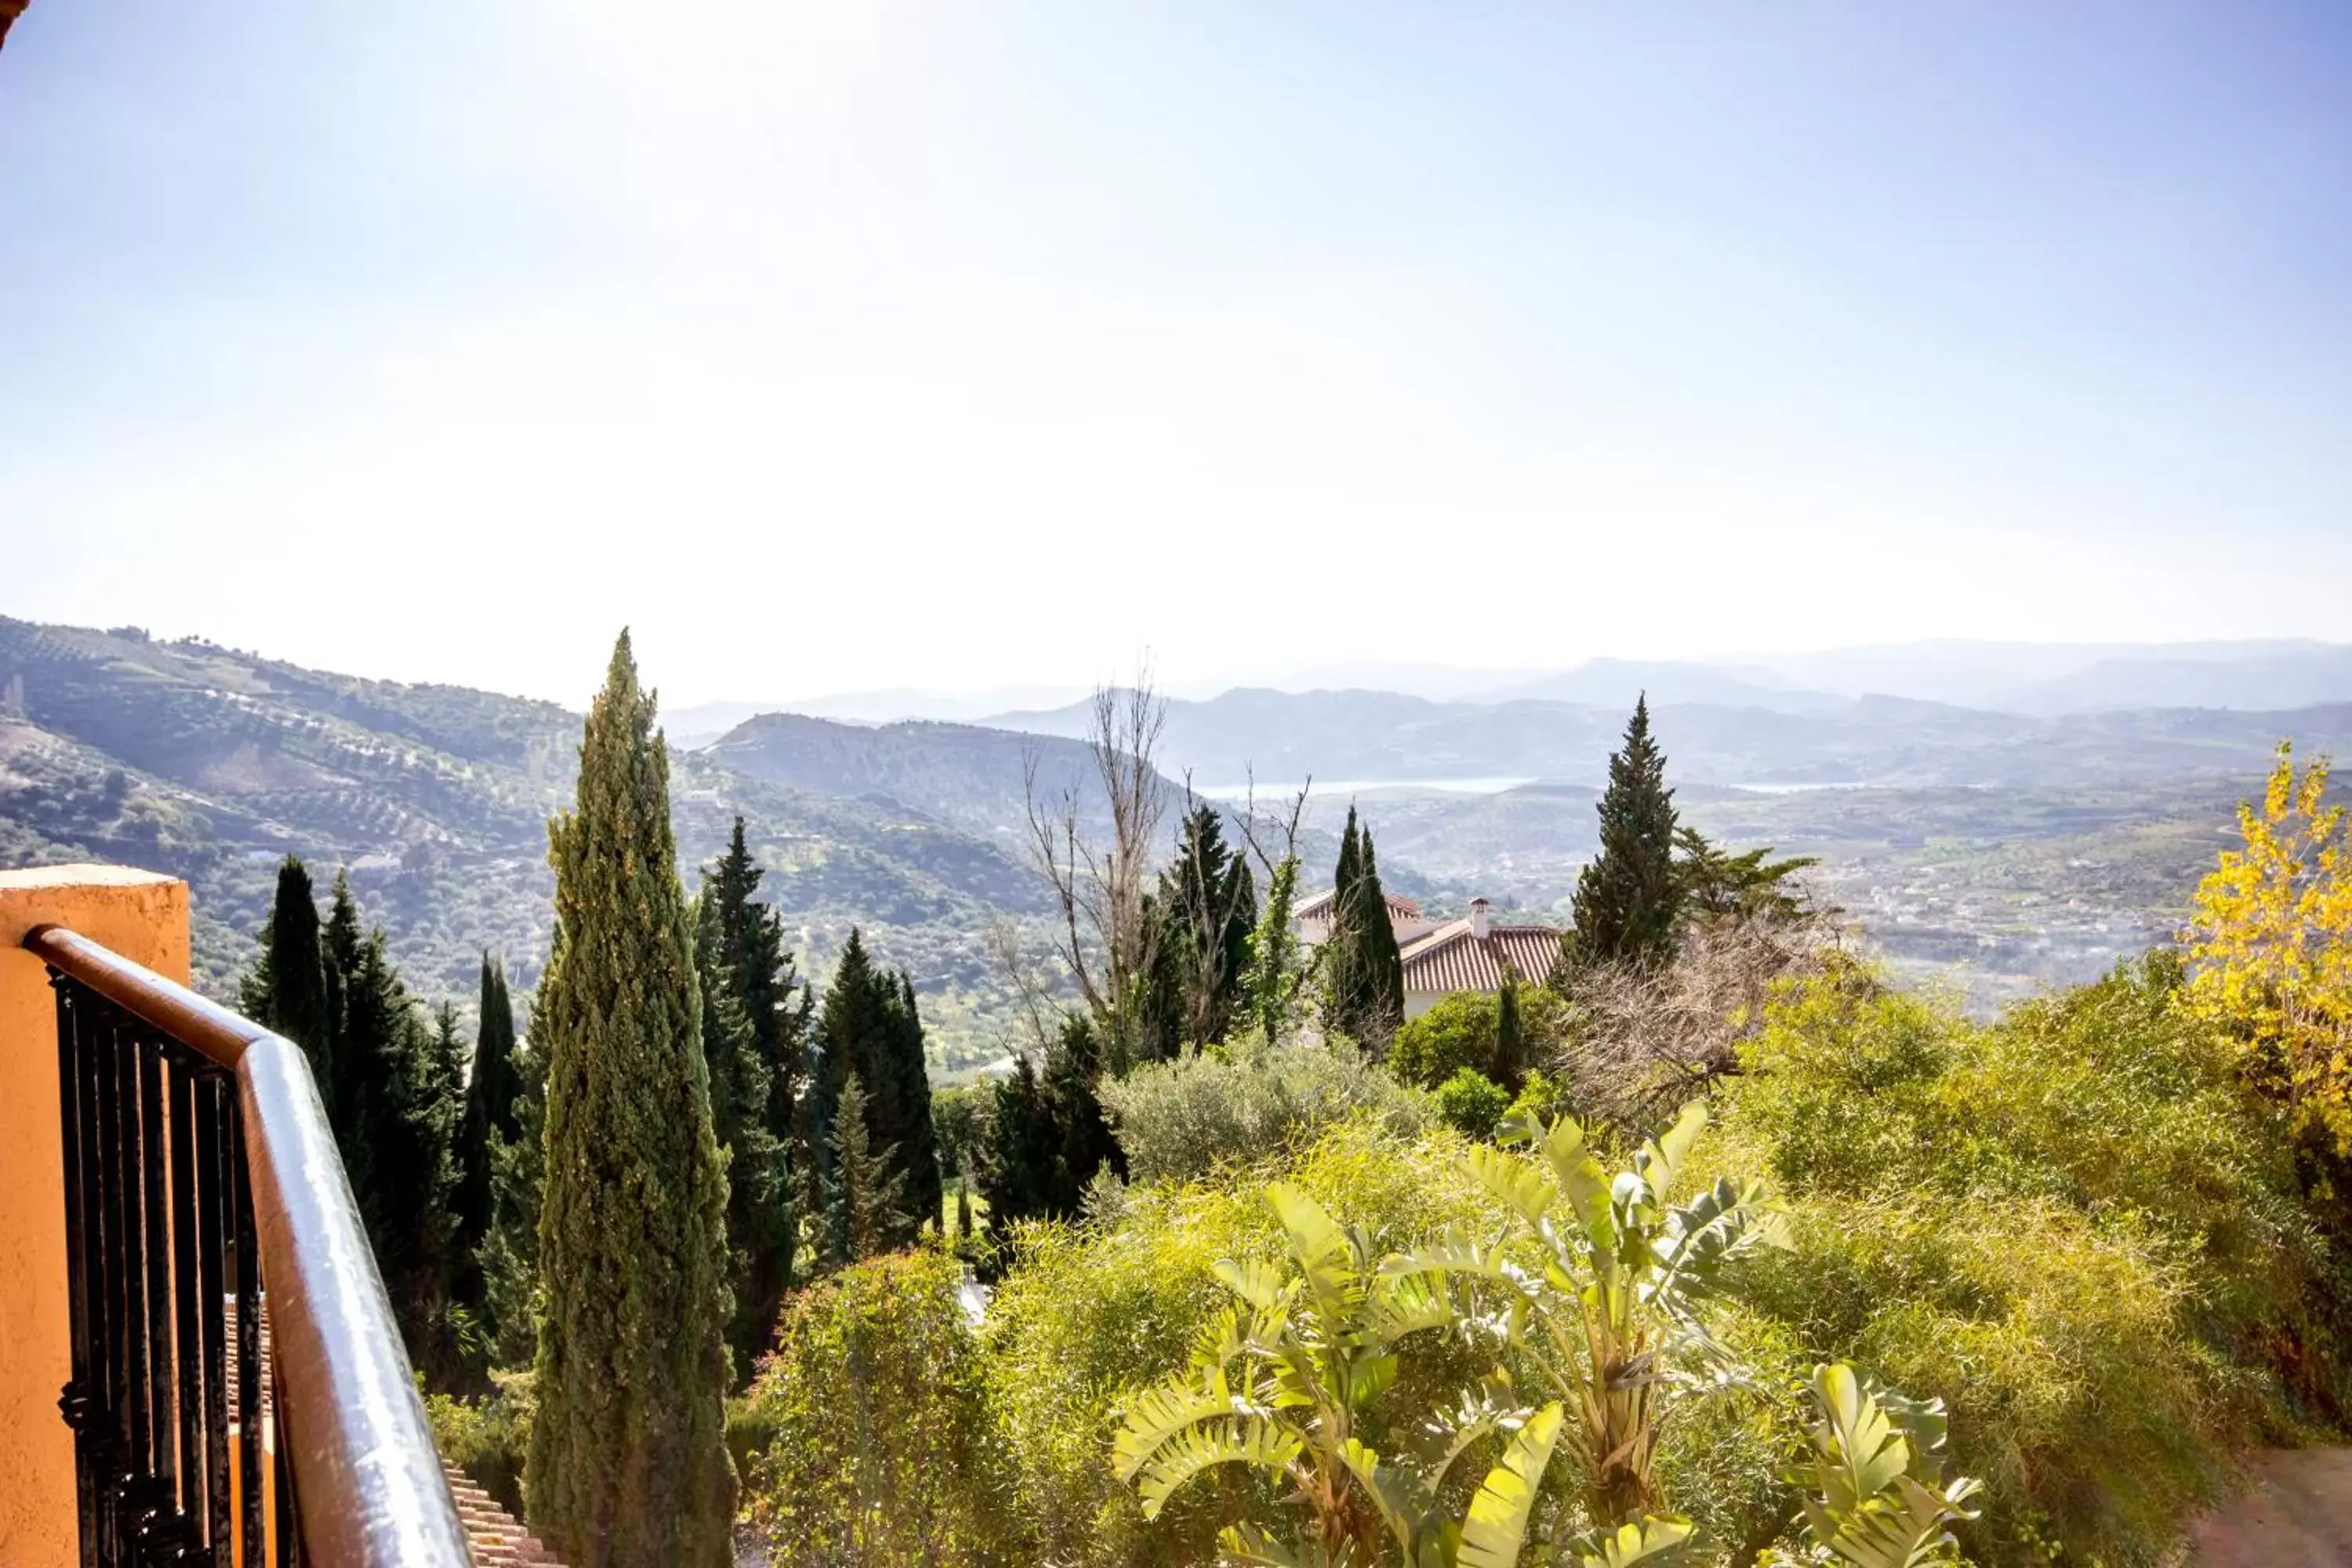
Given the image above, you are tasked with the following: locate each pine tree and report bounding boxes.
[238,855,335,1116]
[826,1075,908,1266]
[458,953,522,1265]
[526,632,735,1568]
[1145,804,1259,1057]
[695,817,812,1350]
[1570,696,1683,968]
[812,929,939,1250]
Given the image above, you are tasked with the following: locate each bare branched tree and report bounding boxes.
[1554,904,1844,1128]
[984,916,1063,1062]
[1025,675,1171,1069]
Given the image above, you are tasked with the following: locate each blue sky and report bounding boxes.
[2,2,2347,705]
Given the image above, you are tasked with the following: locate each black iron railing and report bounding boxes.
[29,924,472,1568]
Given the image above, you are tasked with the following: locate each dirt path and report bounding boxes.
[2194,1450,2352,1565]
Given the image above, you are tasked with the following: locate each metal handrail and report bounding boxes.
[25,924,474,1566]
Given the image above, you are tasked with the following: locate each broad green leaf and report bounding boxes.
[1457,1400,1563,1568]
[1215,1254,1294,1312]
[1570,1515,1694,1568]
[1638,1100,1708,1196]
[1268,1182,1361,1321]
[1467,1145,1559,1229]
[1133,1416,1303,1519]
[1339,1437,1438,1553]
[1812,1363,1912,1515]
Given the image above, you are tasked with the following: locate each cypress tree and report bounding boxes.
[1493,965,1526,1095]
[482,973,550,1370]
[887,972,942,1233]
[321,871,366,1172]
[1569,696,1683,968]
[238,855,335,1116]
[1323,808,1403,1047]
[1321,808,1367,1040]
[526,632,734,1568]
[459,953,522,1259]
[826,1075,908,1266]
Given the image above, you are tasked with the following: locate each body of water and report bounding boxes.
[1194,775,1539,800]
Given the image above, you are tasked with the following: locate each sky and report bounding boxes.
[2,1,2349,707]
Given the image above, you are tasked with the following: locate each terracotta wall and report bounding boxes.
[0,866,191,1568]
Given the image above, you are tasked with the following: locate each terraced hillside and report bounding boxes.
[0,619,1062,1069]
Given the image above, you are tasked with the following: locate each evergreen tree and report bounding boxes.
[526,632,735,1568]
[825,1076,908,1266]
[812,929,940,1250]
[1143,804,1258,1058]
[1242,854,1310,1043]
[458,953,522,1263]
[337,927,463,1384]
[1323,808,1404,1047]
[975,1013,1123,1254]
[1569,696,1683,968]
[695,817,813,1349]
[482,975,550,1370]
[238,855,335,1116]
[321,871,367,1172]
[1493,965,1526,1095]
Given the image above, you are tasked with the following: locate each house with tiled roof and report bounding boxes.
[1396,898,1565,1019]
[1293,887,1565,1019]
[1292,885,1439,948]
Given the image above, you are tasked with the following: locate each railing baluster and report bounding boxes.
[234,1091,267,1568]
[94,998,129,1563]
[52,978,99,1568]
[136,1029,177,1555]
[169,1049,207,1563]
[197,1068,233,1556]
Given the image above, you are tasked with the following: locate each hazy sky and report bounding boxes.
[3,2,2348,706]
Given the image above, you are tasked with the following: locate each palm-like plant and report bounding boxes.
[1767,1364,1983,1568]
[1390,1101,1781,1532]
[1116,1182,1630,1567]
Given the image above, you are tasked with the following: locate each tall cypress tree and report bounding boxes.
[527,632,734,1568]
[1323,808,1403,1047]
[238,855,334,1116]
[459,954,521,1252]
[321,871,367,1170]
[1569,696,1683,968]
[1321,808,1367,1040]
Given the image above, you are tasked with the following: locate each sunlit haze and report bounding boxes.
[4,2,2348,706]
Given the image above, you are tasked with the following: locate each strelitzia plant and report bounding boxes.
[1115,1182,1663,1567]
[1765,1363,1983,1568]
[1388,1101,1782,1538]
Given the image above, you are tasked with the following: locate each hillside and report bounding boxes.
[0,618,1059,1069]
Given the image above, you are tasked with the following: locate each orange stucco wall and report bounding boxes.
[0,866,191,1568]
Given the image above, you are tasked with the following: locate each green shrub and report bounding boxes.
[1711,956,2350,1566]
[1431,1065,1511,1139]
[982,1116,1501,1566]
[1388,992,1497,1089]
[1098,1032,1427,1183]
[738,1244,1022,1565]
[422,1369,535,1520]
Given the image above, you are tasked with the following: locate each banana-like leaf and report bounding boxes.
[1216,1254,1296,1313]
[1569,1515,1694,1568]
[1268,1182,1363,1323]
[1809,1363,1914,1518]
[1412,1371,1534,1490]
[1468,1144,1561,1229]
[1651,1178,1778,1301]
[1218,1523,1327,1566]
[1456,1400,1564,1568]
[1348,1352,1400,1410]
[1636,1101,1709,1198]
[1112,1371,1250,1482]
[1825,1473,1984,1568]
[1133,1416,1304,1519]
[1339,1436,1439,1554]
[1540,1120,1617,1248]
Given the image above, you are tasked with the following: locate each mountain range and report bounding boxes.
[4,616,2344,1062]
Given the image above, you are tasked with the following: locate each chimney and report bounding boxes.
[1470,896,1490,942]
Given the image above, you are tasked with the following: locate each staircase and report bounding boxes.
[438,1457,562,1566]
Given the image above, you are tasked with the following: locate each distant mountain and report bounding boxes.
[983,684,2352,791]
[1468,658,1838,714]
[703,711,1171,840]
[1745,639,2352,711]
[670,684,1091,742]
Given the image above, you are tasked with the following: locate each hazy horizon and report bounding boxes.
[5,2,2349,708]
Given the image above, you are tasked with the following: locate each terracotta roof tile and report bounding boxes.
[1399,921,1564,995]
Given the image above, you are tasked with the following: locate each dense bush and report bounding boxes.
[1711,956,2351,1565]
[736,1245,1022,1566]
[982,1116,1501,1566]
[422,1370,535,1519]
[1430,1065,1511,1138]
[1097,1032,1428,1183]
[1388,987,1568,1091]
